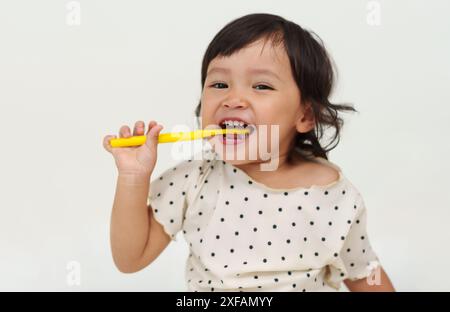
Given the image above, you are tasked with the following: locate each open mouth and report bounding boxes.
[218,119,255,145]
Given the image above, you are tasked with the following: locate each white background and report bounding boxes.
[0,0,449,291]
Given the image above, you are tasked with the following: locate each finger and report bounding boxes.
[133,120,145,136]
[119,125,131,138]
[103,135,117,153]
[145,123,164,150]
[146,120,157,135]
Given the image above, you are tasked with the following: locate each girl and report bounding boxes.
[103,13,394,292]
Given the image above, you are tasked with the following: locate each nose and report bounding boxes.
[222,98,248,110]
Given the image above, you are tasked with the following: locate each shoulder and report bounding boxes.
[297,157,341,187]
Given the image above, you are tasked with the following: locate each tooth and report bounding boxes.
[233,121,239,127]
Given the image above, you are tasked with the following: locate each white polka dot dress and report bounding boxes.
[147,148,380,292]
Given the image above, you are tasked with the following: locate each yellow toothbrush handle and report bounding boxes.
[109,129,249,147]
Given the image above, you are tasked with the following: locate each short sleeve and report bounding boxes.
[147,158,201,242]
[325,192,381,289]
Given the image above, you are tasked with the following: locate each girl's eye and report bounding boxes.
[254,84,274,90]
[210,82,228,89]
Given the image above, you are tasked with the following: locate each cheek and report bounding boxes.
[200,94,216,126]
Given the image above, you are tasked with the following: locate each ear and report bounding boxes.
[295,102,315,133]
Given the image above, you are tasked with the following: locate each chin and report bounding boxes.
[207,135,259,164]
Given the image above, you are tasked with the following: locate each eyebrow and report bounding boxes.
[207,67,282,81]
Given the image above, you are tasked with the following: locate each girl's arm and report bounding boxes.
[344,266,395,292]
[110,173,171,273]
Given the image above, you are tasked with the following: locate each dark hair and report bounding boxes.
[195,13,357,161]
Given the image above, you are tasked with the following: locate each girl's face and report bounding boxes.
[201,38,314,166]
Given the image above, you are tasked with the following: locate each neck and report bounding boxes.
[234,148,302,177]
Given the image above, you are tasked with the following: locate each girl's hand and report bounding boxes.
[103,120,164,177]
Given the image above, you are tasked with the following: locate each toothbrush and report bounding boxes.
[109,128,250,147]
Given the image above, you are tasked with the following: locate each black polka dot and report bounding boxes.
[263,258,267,263]
[299,254,303,259]
[341,236,345,240]
[254,275,258,279]
[253,227,257,232]
[334,253,338,257]
[240,214,244,219]
[248,180,253,184]
[230,185,234,189]
[350,263,355,267]
[298,206,302,210]
[216,235,220,239]
[324,191,328,195]
[225,201,229,205]
[274,278,279,282]
[314,252,319,256]
[321,237,326,242]
[304,191,309,195]
[249,245,253,249]
[263,194,268,198]
[244,197,248,201]
[169,182,174,186]
[278,207,283,212]
[316,206,320,211]
[284,192,288,196]
[200,195,204,199]
[347,220,351,224]
[272,224,277,229]
[292,222,296,227]
[310,221,314,226]
[292,284,296,288]
[258,210,263,215]
[328,221,333,226]
[211,253,215,257]
[169,201,174,205]
[182,191,186,195]
[220,218,225,222]
[342,190,346,194]
[281,256,285,261]
[361,236,365,240]
[334,206,339,210]
[267,241,272,246]
[230,249,234,253]
[234,231,239,236]
[198,211,203,216]
[286,239,291,244]
[304,237,307,242]
[347,248,351,252]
